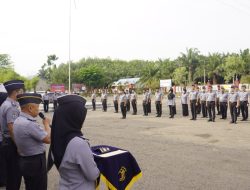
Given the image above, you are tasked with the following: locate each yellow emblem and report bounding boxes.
[118,166,127,182]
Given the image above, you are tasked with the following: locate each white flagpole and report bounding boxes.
[68,0,72,94]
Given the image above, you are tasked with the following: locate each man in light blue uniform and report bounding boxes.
[228,85,240,124]
[0,92,8,187]
[13,93,51,190]
[0,79,24,190]
[219,86,228,119]
[206,85,217,122]
[200,86,207,118]
[189,85,199,120]
[239,85,249,121]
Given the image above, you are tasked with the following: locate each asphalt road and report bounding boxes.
[2,98,250,190]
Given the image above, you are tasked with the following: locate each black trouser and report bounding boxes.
[131,99,137,114]
[126,100,130,112]
[19,153,47,190]
[114,100,118,113]
[1,138,22,190]
[147,100,151,113]
[216,99,221,115]
[143,101,148,116]
[182,104,189,116]
[201,101,207,117]
[92,99,96,110]
[169,105,174,118]
[102,99,107,111]
[240,101,248,120]
[120,102,126,118]
[230,102,238,123]
[237,105,241,116]
[220,102,228,119]
[155,101,162,116]
[190,100,197,119]
[0,142,7,186]
[207,101,215,121]
[196,101,201,114]
[53,100,58,110]
[43,100,49,112]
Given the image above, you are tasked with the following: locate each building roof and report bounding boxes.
[113,78,140,86]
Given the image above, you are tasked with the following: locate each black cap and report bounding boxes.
[17,93,42,106]
[0,92,8,106]
[57,94,86,106]
[4,80,24,93]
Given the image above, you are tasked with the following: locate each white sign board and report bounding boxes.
[160,79,172,87]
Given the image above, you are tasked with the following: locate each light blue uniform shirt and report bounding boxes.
[189,91,198,100]
[206,92,217,102]
[219,93,228,102]
[229,92,239,103]
[239,91,249,101]
[59,137,100,190]
[13,112,47,156]
[0,97,20,140]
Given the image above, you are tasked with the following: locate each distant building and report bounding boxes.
[112,78,140,90]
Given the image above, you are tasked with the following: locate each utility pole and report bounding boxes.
[68,0,72,93]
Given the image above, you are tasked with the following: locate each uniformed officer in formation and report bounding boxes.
[206,85,217,122]
[235,86,241,117]
[181,87,189,116]
[0,80,24,190]
[189,84,199,120]
[155,88,163,117]
[91,90,96,111]
[228,85,240,124]
[13,93,51,190]
[196,87,201,114]
[200,86,207,118]
[126,90,131,112]
[216,85,221,115]
[52,92,58,110]
[142,90,149,116]
[167,88,176,118]
[130,90,137,115]
[0,92,8,188]
[42,91,49,112]
[147,89,152,113]
[119,91,127,119]
[219,86,228,119]
[113,90,119,113]
[239,85,249,121]
[101,89,108,112]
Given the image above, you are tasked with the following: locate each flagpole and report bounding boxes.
[68,0,72,94]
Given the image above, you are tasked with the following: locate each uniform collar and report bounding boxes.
[6,97,19,107]
[20,112,36,121]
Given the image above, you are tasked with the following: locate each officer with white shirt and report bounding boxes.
[113,91,119,113]
[239,85,249,121]
[200,86,207,118]
[181,88,189,117]
[189,85,199,120]
[142,90,149,116]
[155,88,163,117]
[91,90,96,111]
[130,90,137,115]
[219,86,228,119]
[206,85,217,122]
[101,90,108,112]
[229,85,240,124]
[120,91,127,119]
[42,91,49,112]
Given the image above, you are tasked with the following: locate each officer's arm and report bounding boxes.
[42,118,51,144]
[7,123,15,141]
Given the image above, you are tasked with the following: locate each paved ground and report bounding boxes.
[2,97,250,190]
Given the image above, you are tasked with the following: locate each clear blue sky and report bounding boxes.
[0,0,250,76]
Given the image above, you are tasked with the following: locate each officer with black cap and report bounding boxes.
[239,85,249,121]
[13,93,51,190]
[120,90,127,119]
[0,79,24,190]
[0,92,8,187]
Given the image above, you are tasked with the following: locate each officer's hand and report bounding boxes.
[43,118,51,128]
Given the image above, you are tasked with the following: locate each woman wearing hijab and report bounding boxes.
[49,94,100,190]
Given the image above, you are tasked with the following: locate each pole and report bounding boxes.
[203,60,206,85]
[68,0,72,94]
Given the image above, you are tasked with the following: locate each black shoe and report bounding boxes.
[212,119,215,122]
[220,118,224,119]
[230,121,234,124]
[241,119,246,121]
[193,118,196,120]
[156,115,159,117]
[208,119,212,122]
[169,116,174,118]
[190,118,194,120]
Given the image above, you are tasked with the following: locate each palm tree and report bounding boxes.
[206,53,223,84]
[179,48,200,84]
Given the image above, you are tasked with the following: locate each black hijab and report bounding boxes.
[49,95,87,170]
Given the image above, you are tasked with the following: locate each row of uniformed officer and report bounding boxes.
[0,80,24,190]
[14,93,51,190]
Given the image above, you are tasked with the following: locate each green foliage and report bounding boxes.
[0,54,13,69]
[173,67,188,85]
[241,75,250,83]
[76,66,105,88]
[38,54,58,82]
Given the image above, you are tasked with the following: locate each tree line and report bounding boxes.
[1,48,250,91]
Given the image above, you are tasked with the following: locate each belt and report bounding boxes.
[20,152,45,159]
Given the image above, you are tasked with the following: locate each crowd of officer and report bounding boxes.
[91,85,249,124]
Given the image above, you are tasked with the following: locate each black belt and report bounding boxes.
[20,152,45,159]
